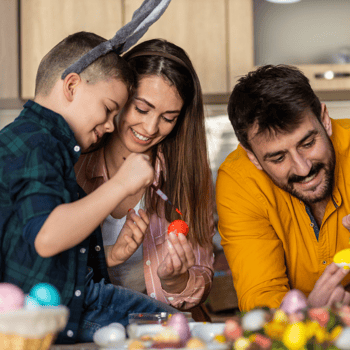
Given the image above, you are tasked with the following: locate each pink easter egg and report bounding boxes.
[0,283,25,312]
[167,313,191,346]
[280,289,307,315]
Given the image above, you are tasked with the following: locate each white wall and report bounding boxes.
[254,0,350,65]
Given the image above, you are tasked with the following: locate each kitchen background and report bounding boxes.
[1,0,350,314]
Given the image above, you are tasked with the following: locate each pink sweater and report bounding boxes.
[74,147,214,309]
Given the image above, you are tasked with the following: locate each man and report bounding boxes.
[216,64,350,311]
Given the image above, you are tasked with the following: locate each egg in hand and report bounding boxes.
[334,248,350,269]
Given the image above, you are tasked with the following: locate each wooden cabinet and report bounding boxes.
[20,0,253,98]
[21,0,123,99]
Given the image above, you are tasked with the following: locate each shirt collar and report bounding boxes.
[85,147,108,181]
[23,100,81,162]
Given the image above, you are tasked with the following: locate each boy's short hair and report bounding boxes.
[35,31,135,96]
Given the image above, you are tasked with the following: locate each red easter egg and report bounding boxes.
[168,220,189,236]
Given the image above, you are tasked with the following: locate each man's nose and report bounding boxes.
[291,153,312,177]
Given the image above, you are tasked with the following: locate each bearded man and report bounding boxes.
[216,64,350,311]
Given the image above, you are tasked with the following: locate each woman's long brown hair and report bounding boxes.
[123,39,213,247]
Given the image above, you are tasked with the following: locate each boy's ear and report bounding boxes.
[241,145,263,170]
[63,73,81,102]
[320,103,332,137]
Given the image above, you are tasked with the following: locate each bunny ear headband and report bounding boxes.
[61,0,172,79]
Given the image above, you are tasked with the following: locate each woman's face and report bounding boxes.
[115,75,183,155]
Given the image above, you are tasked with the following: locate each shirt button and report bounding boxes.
[150,293,156,298]
[146,260,151,266]
[95,245,101,252]
[80,248,86,254]
[74,145,80,152]
[310,223,314,228]
[322,260,327,265]
[67,330,74,337]
[75,290,82,297]
[168,297,174,301]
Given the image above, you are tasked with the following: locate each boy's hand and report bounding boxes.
[105,209,149,267]
[157,232,196,294]
[113,153,154,196]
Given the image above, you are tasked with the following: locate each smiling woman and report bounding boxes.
[74,39,215,320]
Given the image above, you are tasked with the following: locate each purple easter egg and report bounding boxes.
[280,289,307,314]
[167,313,191,346]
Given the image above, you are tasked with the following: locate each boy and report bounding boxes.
[0,32,176,344]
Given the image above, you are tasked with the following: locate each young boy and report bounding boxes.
[0,32,177,344]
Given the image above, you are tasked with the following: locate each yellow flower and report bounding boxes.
[274,309,289,323]
[330,325,343,341]
[282,322,307,350]
[264,321,287,340]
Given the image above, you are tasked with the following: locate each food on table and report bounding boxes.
[0,282,68,350]
[93,322,126,347]
[29,282,61,306]
[124,288,350,349]
[151,326,182,348]
[279,288,308,315]
[0,282,25,312]
[167,220,189,236]
[186,337,206,349]
[334,248,350,269]
[167,313,191,346]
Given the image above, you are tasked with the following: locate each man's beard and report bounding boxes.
[274,139,335,206]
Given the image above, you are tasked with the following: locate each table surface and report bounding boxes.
[50,344,98,350]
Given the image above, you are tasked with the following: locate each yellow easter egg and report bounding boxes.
[282,322,307,350]
[334,249,350,268]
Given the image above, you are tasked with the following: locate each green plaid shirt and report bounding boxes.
[0,100,109,344]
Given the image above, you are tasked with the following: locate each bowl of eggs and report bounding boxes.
[0,282,69,350]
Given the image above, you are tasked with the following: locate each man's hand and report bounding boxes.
[157,232,196,294]
[342,214,350,232]
[308,262,350,308]
[105,209,149,267]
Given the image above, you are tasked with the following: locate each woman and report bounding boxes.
[75,39,215,316]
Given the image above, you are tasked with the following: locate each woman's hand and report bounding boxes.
[157,231,196,294]
[105,209,149,267]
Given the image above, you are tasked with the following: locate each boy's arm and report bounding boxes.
[35,153,153,257]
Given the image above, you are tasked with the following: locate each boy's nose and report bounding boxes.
[105,117,115,133]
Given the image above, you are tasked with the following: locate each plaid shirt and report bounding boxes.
[0,100,109,344]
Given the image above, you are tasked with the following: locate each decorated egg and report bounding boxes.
[168,220,189,236]
[241,309,267,332]
[93,323,126,347]
[24,295,41,309]
[167,313,191,346]
[0,283,25,312]
[280,289,307,315]
[334,249,350,269]
[29,283,60,306]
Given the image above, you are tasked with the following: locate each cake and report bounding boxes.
[0,282,69,350]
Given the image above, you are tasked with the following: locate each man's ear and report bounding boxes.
[320,103,332,137]
[63,73,81,102]
[241,145,263,170]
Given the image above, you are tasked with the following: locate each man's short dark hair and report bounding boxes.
[228,64,322,151]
